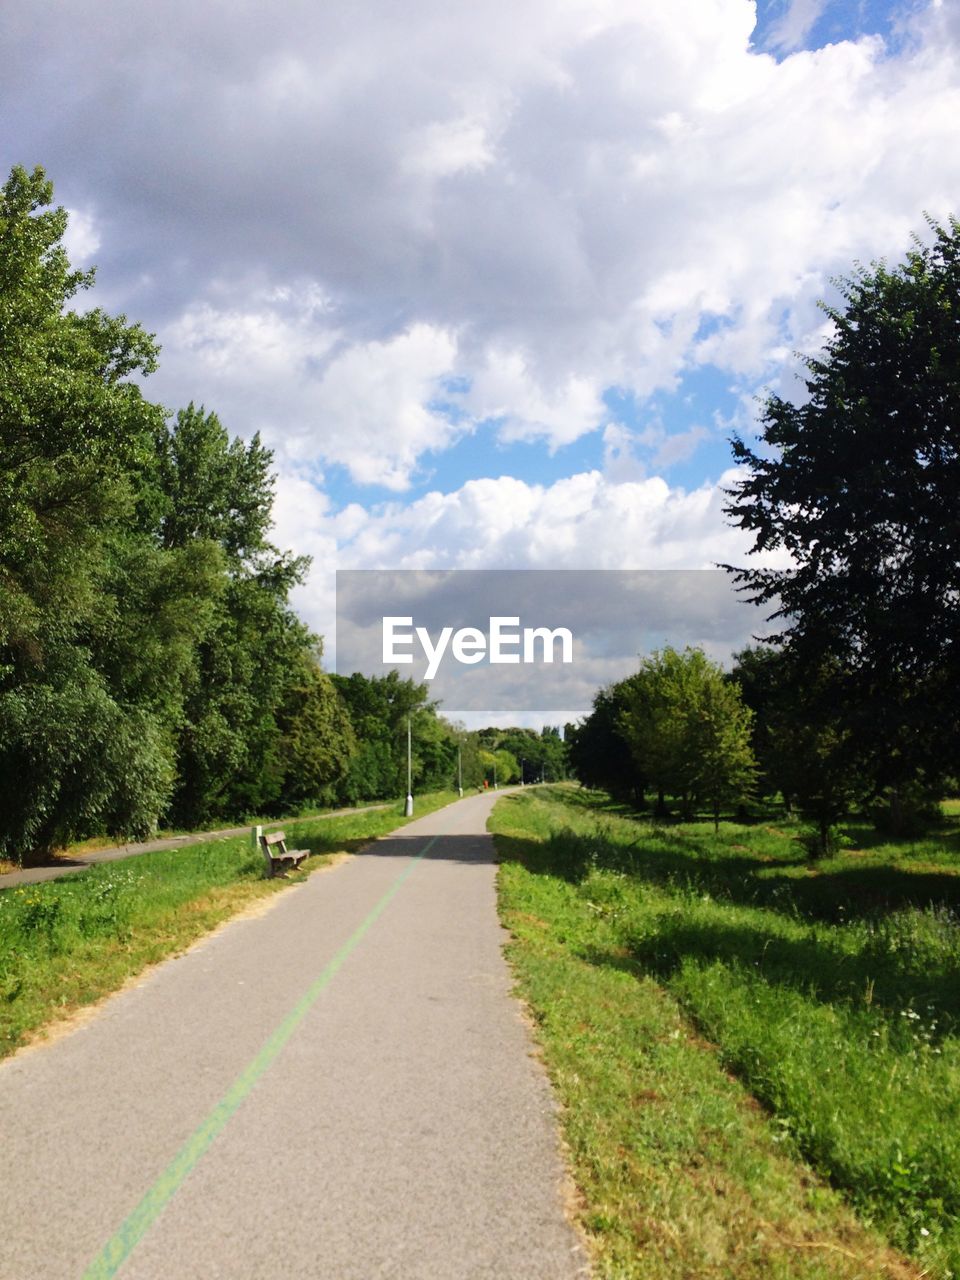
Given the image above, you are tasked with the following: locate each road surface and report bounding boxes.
[0,791,589,1279]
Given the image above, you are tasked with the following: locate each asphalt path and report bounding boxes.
[0,791,590,1279]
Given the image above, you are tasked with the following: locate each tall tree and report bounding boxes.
[0,166,188,854]
[0,165,350,853]
[724,218,960,799]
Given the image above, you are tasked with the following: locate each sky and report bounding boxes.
[3,0,959,716]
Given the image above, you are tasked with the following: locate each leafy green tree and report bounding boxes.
[477,748,518,785]
[537,726,569,782]
[0,165,350,853]
[687,674,757,831]
[331,671,443,802]
[619,647,756,822]
[478,725,569,783]
[450,728,485,790]
[725,217,960,803]
[274,650,357,812]
[150,403,276,559]
[566,679,645,804]
[0,166,185,854]
[731,646,864,855]
[139,403,317,826]
[0,166,164,665]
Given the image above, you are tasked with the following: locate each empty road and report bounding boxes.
[0,792,589,1279]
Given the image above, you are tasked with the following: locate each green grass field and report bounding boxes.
[0,791,457,1059]
[492,786,960,1279]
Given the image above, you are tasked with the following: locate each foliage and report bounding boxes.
[274,650,357,812]
[480,725,569,783]
[618,647,756,823]
[0,164,352,855]
[330,671,456,801]
[725,217,960,796]
[566,679,645,803]
[731,646,862,855]
[478,746,519,785]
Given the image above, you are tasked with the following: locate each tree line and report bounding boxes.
[0,165,571,860]
[569,215,960,853]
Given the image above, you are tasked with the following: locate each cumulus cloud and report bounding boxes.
[3,0,957,691]
[156,288,462,488]
[3,0,956,476]
[274,463,786,650]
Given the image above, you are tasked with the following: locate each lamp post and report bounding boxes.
[457,744,463,797]
[404,716,413,816]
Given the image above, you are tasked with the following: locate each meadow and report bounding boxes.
[492,786,960,1279]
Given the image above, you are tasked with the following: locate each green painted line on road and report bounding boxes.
[82,833,440,1280]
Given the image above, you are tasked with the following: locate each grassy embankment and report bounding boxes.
[0,791,457,1059]
[492,785,960,1280]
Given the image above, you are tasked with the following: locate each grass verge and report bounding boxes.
[0,790,457,1059]
[490,786,958,1279]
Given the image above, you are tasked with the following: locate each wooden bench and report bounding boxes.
[258,830,309,878]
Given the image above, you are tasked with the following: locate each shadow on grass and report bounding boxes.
[511,818,960,921]
[497,824,960,1036]
[589,916,960,1040]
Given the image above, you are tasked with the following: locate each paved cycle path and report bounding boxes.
[0,792,589,1279]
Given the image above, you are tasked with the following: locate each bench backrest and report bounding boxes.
[259,831,287,870]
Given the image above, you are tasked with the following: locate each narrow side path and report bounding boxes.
[0,791,589,1279]
[0,802,392,890]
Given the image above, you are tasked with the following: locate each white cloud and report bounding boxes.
[62,207,100,265]
[405,116,496,177]
[158,291,461,488]
[273,463,787,648]
[464,350,606,447]
[5,0,958,507]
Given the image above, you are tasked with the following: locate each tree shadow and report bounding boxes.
[509,820,960,921]
[600,914,959,1039]
[496,826,960,1036]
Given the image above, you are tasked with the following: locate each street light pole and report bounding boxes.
[457,744,463,797]
[405,716,413,816]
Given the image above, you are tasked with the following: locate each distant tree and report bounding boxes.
[483,725,569,783]
[619,647,756,823]
[688,676,758,832]
[273,650,356,812]
[331,671,441,802]
[731,646,864,855]
[566,679,645,804]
